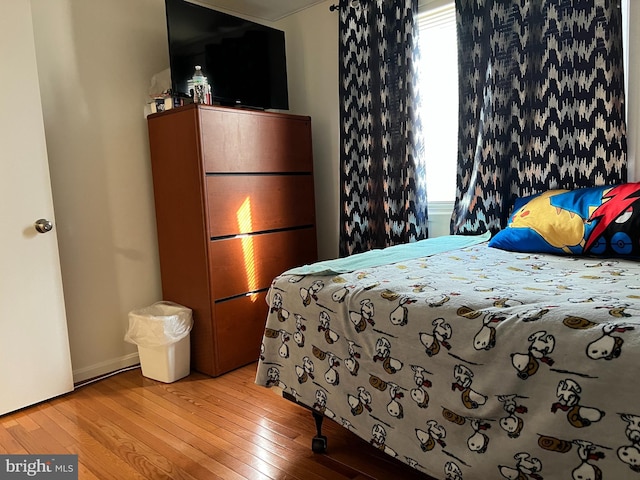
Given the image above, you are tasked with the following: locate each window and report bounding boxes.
[416,0,635,232]
[417,0,458,204]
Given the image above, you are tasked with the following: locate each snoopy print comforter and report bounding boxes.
[254,242,640,480]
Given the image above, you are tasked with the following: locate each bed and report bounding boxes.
[255,206,640,479]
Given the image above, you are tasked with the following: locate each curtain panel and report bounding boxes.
[339,0,428,257]
[452,0,627,235]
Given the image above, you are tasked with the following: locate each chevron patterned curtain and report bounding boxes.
[451,0,627,235]
[339,0,428,256]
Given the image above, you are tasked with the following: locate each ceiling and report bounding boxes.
[196,0,329,21]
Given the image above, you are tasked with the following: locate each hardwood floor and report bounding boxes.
[0,363,434,479]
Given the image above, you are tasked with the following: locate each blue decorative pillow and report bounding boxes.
[489,183,640,256]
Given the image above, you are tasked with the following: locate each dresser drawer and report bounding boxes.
[208,227,317,300]
[199,107,313,173]
[206,174,315,238]
[214,292,269,375]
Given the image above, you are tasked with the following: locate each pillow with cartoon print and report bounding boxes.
[488,183,640,257]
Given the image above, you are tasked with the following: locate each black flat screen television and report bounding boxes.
[164,0,289,110]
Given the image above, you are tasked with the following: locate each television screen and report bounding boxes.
[164,0,289,110]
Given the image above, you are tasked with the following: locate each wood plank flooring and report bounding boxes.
[0,363,434,479]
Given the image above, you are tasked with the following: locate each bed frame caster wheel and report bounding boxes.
[312,435,327,453]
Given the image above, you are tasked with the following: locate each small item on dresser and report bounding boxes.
[149,95,185,114]
[146,67,185,114]
[187,65,211,104]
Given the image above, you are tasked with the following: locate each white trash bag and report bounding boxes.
[124,301,193,348]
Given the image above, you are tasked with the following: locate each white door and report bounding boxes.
[0,0,73,415]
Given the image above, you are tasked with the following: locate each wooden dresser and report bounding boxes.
[147,104,318,376]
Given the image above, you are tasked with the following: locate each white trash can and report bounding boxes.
[124,301,193,383]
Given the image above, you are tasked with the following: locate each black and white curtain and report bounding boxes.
[339,0,427,256]
[452,0,627,235]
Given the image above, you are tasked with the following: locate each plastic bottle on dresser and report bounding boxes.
[187,66,211,104]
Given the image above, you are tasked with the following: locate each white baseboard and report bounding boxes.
[428,201,454,238]
[72,352,140,384]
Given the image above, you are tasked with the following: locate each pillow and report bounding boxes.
[489,183,640,257]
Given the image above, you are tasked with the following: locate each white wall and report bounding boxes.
[28,0,340,382]
[626,0,639,182]
[275,2,341,260]
[31,0,168,382]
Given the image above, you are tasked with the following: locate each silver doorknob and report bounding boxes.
[34,218,53,234]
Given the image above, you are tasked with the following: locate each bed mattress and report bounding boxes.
[255,239,640,479]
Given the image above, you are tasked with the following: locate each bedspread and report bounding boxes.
[255,241,640,480]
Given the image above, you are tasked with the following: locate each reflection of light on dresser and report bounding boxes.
[237,197,258,301]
